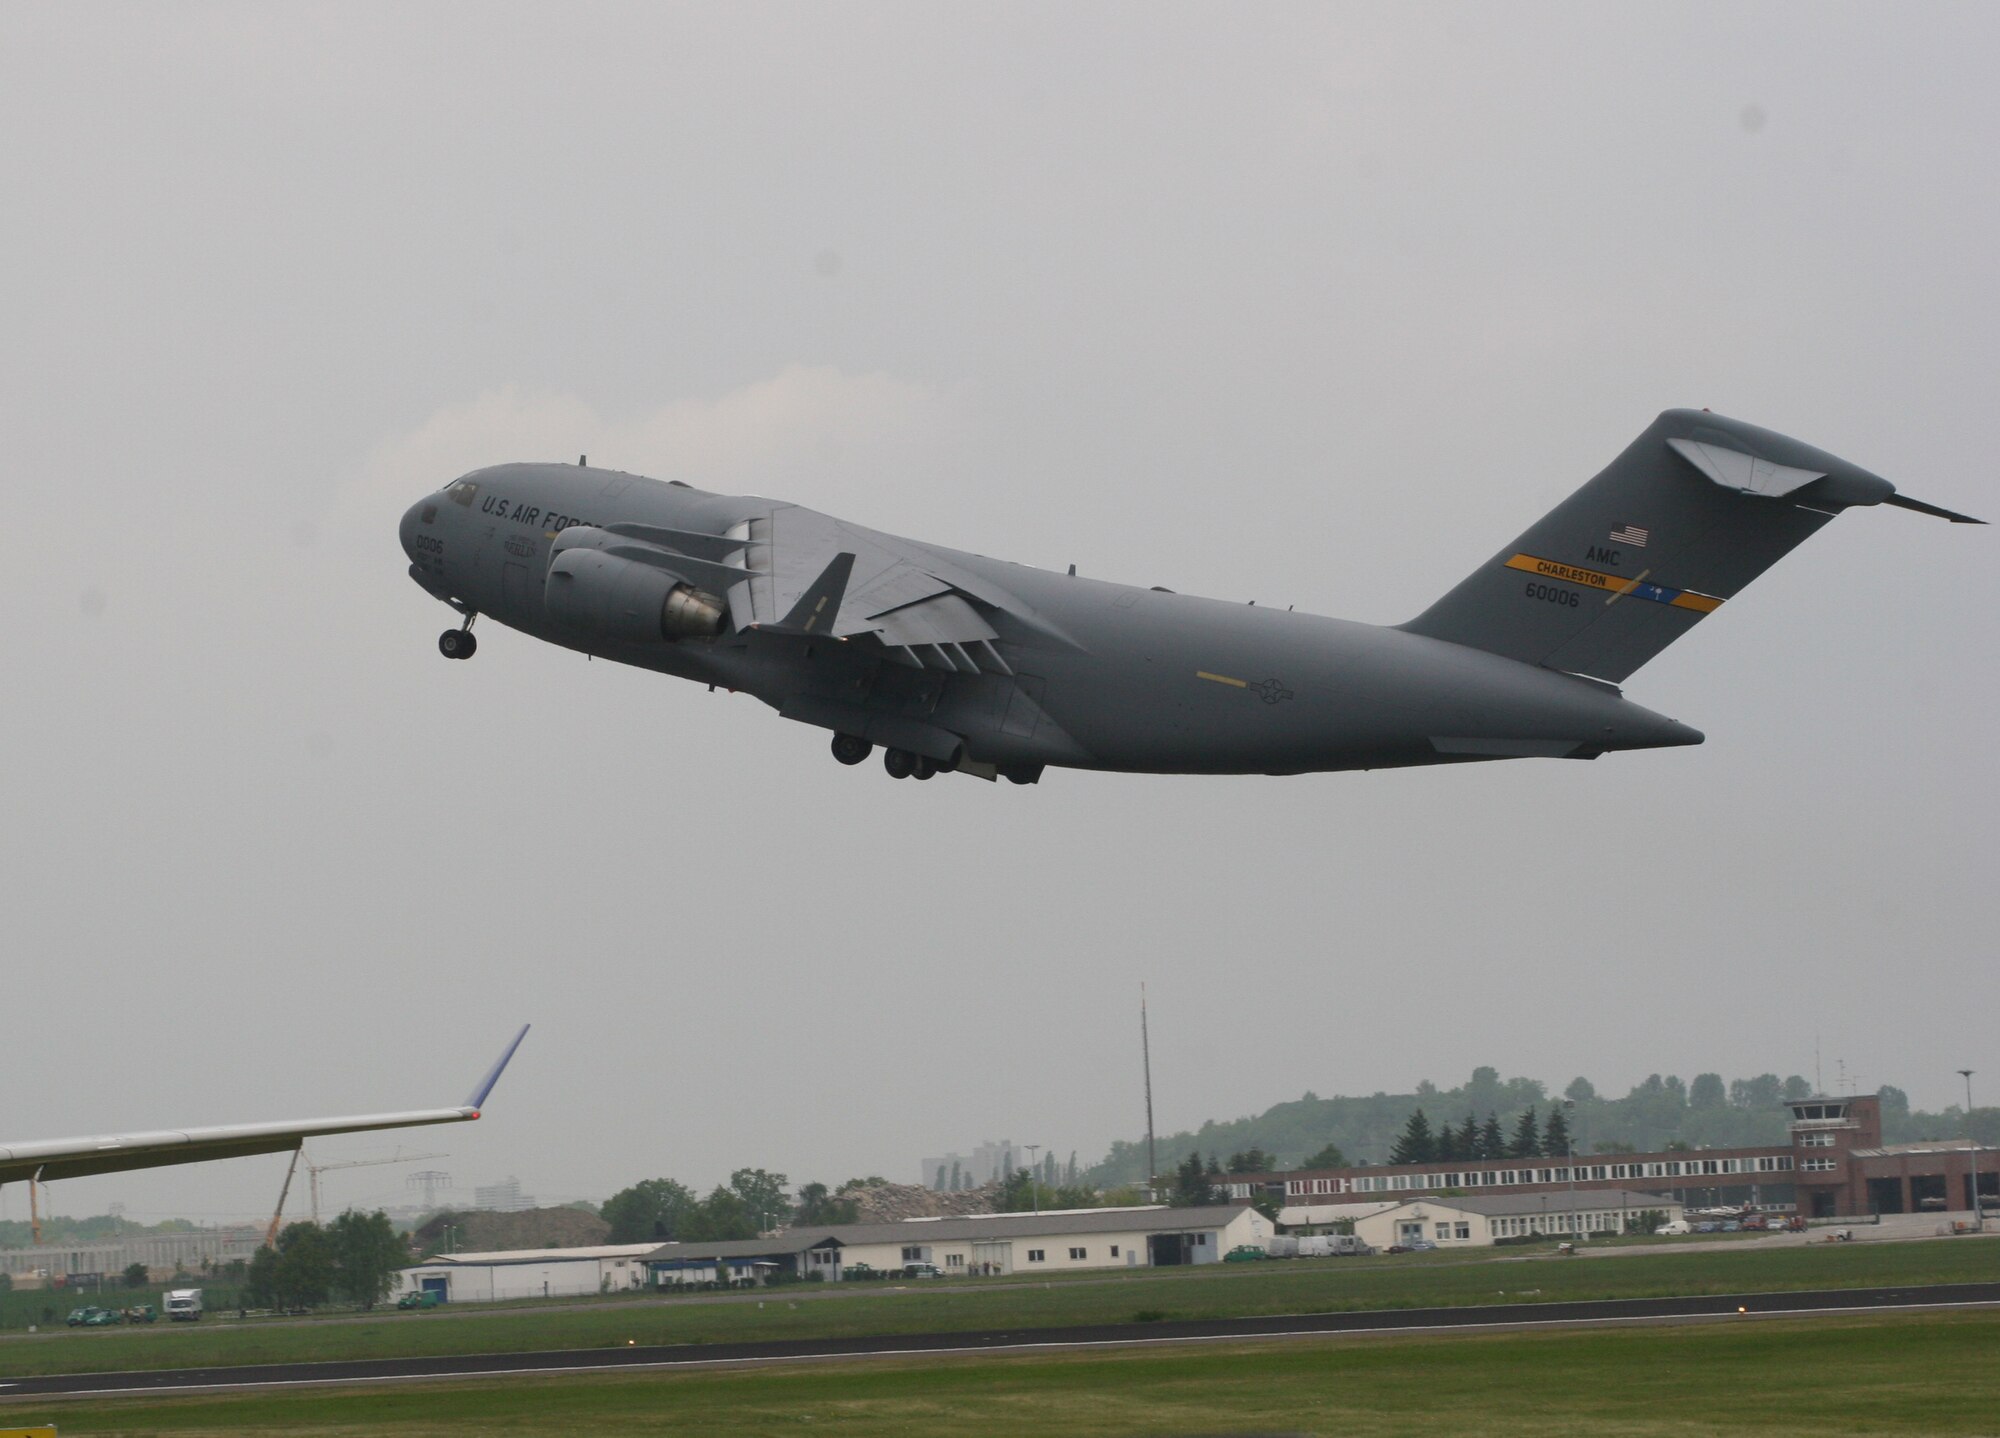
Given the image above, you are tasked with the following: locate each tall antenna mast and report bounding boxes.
[1141,983,1157,1199]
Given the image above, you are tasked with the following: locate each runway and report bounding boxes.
[6,1281,1997,1399]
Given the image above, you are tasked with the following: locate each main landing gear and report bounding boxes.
[830,732,956,781]
[438,615,477,660]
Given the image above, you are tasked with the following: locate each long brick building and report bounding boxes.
[1222,1094,1994,1220]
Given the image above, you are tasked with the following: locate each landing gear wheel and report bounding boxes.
[439,629,478,660]
[831,733,872,766]
[883,748,915,780]
[912,755,937,780]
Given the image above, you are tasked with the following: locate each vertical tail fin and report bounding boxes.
[1400,409,1980,684]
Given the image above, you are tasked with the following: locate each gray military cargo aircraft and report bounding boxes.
[398,410,1979,784]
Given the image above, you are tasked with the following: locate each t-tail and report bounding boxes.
[1401,409,1982,685]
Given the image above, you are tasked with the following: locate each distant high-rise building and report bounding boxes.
[473,1176,534,1212]
[919,1139,1016,1190]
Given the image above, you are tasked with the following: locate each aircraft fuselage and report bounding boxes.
[400,461,1700,781]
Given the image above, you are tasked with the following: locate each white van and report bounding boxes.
[1653,1220,1692,1237]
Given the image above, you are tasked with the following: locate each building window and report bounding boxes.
[946,1254,963,1267]
[1110,1246,1120,1258]
[1068,1247,1086,1260]
[1027,1249,1045,1263]
[1802,1158,1837,1173]
[1801,1132,1834,1148]
[902,1247,923,1261]
[1455,1223,1471,1239]
[1196,1234,1208,1245]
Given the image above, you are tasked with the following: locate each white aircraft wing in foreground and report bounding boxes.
[0,1025,528,1186]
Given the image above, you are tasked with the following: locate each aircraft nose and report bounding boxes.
[399,499,429,562]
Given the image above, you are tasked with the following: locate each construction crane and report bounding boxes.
[309,1147,448,1224]
[266,1145,446,1240]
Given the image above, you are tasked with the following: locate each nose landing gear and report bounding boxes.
[438,615,478,660]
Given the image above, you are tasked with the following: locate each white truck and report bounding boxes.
[164,1288,204,1321]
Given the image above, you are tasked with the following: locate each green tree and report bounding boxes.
[1456,1114,1481,1161]
[1479,1113,1507,1161]
[1434,1121,1461,1163]
[1301,1142,1345,1170]
[1689,1073,1726,1110]
[122,1262,148,1289]
[680,1185,759,1242]
[327,1209,407,1309]
[1782,1075,1812,1102]
[271,1221,335,1310]
[1226,1147,1274,1174]
[602,1178,698,1243]
[729,1169,791,1231]
[244,1244,280,1309]
[1543,1105,1572,1159]
[1509,1107,1542,1158]
[1173,1153,1218,1206]
[1564,1076,1597,1103]
[793,1182,860,1226]
[1389,1110,1435,1166]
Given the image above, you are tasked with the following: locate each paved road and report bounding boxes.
[5,1282,1997,1399]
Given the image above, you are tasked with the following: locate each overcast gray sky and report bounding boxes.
[3,2,1994,1227]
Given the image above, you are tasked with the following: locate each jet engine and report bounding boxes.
[544,546,725,643]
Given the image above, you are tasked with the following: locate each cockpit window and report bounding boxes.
[446,480,479,507]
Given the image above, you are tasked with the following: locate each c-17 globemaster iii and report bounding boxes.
[399,410,1979,784]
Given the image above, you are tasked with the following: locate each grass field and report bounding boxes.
[1,1235,1994,1380]
[13,1310,1999,1436]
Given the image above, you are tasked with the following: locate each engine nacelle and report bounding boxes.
[544,546,725,643]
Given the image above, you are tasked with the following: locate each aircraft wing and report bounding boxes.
[725,506,1027,673]
[0,1025,527,1187]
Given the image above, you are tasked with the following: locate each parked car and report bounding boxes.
[396,1290,442,1310]
[1408,1240,1437,1252]
[1738,1215,1768,1231]
[66,1306,120,1327]
[1654,1220,1692,1236]
[902,1263,944,1278]
[121,1305,158,1323]
[1222,1246,1268,1263]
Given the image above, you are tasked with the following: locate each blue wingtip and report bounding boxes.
[465,1024,531,1112]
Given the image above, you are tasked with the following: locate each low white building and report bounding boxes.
[1275,1200,1403,1232]
[647,1204,1272,1284]
[398,1244,656,1303]
[1350,1190,1686,1251]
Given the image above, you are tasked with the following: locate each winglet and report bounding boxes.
[464,1024,530,1113]
[773,552,856,634]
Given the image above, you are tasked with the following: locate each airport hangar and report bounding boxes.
[399,1206,1272,1301]
[1222,1094,1995,1221]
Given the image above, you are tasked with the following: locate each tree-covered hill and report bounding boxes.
[1084,1066,1968,1187]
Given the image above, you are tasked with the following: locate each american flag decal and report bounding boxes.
[1609,523,1649,547]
